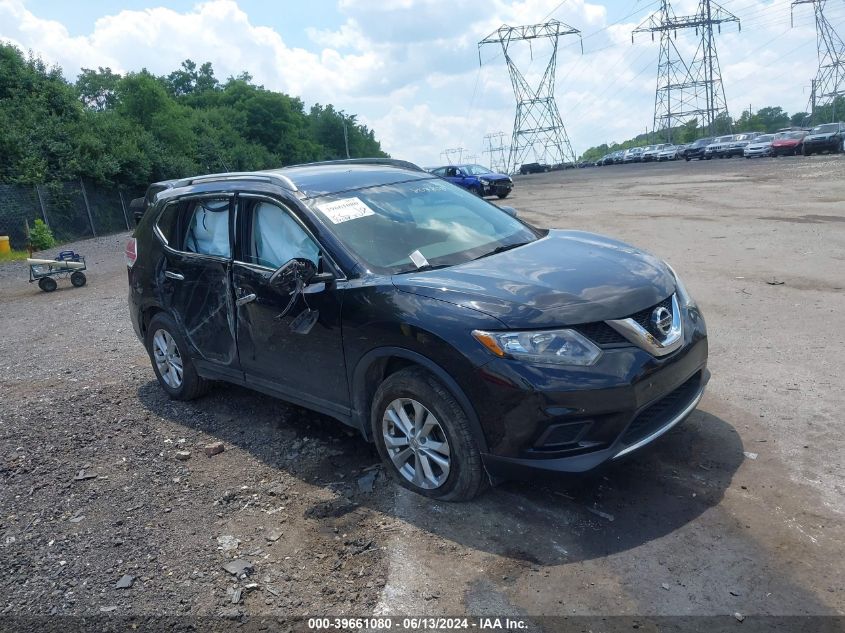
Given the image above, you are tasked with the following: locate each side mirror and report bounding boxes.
[268,258,317,294]
[500,206,518,218]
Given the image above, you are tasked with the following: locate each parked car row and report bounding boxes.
[595,122,845,166]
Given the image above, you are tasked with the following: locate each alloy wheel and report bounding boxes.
[152,329,184,389]
[382,398,451,490]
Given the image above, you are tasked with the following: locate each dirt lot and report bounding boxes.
[1,155,843,627]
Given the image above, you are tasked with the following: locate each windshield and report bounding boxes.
[464,164,493,176]
[775,131,804,140]
[754,135,774,143]
[307,178,538,274]
[812,123,838,134]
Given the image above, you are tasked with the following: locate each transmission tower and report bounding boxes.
[479,20,581,173]
[483,132,509,173]
[633,0,739,140]
[792,0,845,122]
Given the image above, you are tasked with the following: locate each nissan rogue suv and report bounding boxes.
[126,159,709,501]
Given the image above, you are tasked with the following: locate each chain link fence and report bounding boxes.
[0,180,143,249]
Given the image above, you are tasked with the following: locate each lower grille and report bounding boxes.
[618,372,702,448]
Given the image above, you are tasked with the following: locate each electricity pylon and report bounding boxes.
[479,20,581,173]
[792,0,845,122]
[483,132,509,173]
[633,0,739,140]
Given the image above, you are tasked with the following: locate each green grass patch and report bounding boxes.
[0,249,29,263]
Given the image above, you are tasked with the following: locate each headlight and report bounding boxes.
[479,178,490,185]
[472,328,601,366]
[665,263,695,308]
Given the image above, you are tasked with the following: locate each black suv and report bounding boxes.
[682,137,714,161]
[126,159,709,501]
[802,122,845,155]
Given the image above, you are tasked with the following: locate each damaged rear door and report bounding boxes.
[231,194,349,418]
[157,194,240,379]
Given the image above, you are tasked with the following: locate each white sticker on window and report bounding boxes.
[316,197,375,224]
[409,249,429,269]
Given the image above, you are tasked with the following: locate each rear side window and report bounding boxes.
[156,202,180,245]
[184,198,231,258]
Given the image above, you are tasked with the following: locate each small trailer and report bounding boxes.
[28,250,87,292]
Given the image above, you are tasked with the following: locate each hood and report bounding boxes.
[481,173,512,182]
[772,138,800,146]
[391,230,675,328]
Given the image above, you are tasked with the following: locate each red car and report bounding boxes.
[771,130,807,156]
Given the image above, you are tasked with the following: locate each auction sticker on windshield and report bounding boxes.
[316,197,375,224]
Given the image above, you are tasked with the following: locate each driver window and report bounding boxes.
[247,201,319,269]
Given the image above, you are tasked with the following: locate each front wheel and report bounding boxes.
[145,313,210,400]
[38,277,57,292]
[497,191,510,199]
[70,271,86,287]
[372,367,486,501]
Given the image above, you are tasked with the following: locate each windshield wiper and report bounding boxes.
[473,241,531,261]
[398,263,452,274]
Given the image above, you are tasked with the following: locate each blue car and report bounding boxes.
[430,164,513,199]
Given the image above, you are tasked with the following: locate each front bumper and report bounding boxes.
[468,309,709,478]
[744,147,772,157]
[483,180,513,196]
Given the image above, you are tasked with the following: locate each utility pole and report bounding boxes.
[792,0,845,123]
[482,132,509,173]
[633,0,739,139]
[479,20,582,173]
[442,147,466,164]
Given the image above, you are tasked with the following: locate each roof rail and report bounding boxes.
[283,158,427,173]
[176,171,298,192]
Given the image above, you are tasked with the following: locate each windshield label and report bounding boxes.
[409,250,429,269]
[316,197,375,224]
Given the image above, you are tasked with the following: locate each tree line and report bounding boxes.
[0,44,388,190]
[578,100,845,162]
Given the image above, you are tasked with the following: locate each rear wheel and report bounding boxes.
[38,277,57,292]
[146,312,210,400]
[371,367,486,501]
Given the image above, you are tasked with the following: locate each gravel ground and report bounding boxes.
[1,155,843,628]
[0,235,393,618]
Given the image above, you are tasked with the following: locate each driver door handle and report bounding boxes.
[236,292,257,307]
[164,270,184,281]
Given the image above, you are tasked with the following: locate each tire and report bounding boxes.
[70,271,86,287]
[38,277,57,292]
[803,147,811,156]
[371,366,486,501]
[145,312,210,401]
[685,156,690,162]
[497,192,510,199]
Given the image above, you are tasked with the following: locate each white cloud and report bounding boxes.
[0,0,836,166]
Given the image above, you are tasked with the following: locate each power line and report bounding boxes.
[633,0,740,139]
[792,0,845,121]
[479,20,582,170]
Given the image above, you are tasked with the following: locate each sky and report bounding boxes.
[1,0,842,167]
